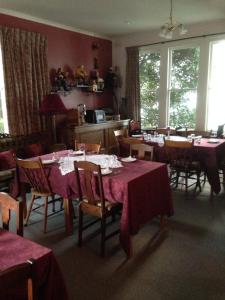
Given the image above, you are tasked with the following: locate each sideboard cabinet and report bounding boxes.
[58,119,130,153]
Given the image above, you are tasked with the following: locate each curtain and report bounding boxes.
[125,47,140,121]
[0,26,49,135]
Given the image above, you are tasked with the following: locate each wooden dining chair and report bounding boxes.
[130,143,154,161]
[16,158,62,233]
[0,192,23,236]
[0,259,35,300]
[113,128,129,156]
[113,128,128,139]
[74,160,121,257]
[156,127,176,135]
[164,139,203,192]
[75,142,101,154]
[186,130,211,138]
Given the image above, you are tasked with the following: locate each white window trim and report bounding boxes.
[140,34,225,130]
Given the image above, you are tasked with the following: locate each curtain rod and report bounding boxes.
[128,31,225,49]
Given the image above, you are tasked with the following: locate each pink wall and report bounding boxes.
[0,13,113,110]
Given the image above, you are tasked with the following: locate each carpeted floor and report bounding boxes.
[21,182,225,300]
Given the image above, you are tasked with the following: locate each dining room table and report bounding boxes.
[143,136,225,194]
[0,228,68,299]
[12,150,174,257]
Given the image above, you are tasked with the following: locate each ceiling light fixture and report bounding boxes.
[159,0,188,39]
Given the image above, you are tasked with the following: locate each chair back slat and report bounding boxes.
[16,158,52,194]
[164,139,194,168]
[76,143,101,154]
[0,192,23,236]
[74,161,105,212]
[131,144,154,160]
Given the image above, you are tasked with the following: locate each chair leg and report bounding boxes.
[52,195,55,212]
[185,172,188,193]
[25,194,36,226]
[101,217,106,257]
[44,196,48,233]
[78,207,83,247]
[196,171,201,192]
[175,171,179,188]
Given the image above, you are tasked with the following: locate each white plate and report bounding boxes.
[207,139,219,144]
[121,157,137,163]
[101,169,112,175]
[42,159,56,164]
[73,150,84,155]
[131,134,142,138]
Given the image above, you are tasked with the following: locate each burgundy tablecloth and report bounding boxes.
[13,153,173,257]
[194,138,225,194]
[101,160,173,256]
[0,229,68,300]
[145,138,225,194]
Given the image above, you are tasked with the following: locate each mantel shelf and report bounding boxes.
[76,85,104,93]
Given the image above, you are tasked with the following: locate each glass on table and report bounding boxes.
[78,143,85,151]
[67,149,73,156]
[52,152,59,161]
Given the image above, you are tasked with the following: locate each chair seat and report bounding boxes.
[171,160,201,171]
[31,188,53,197]
[81,199,119,217]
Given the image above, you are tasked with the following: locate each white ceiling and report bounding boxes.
[0,0,225,38]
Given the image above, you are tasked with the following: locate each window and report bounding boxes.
[139,50,160,129]
[139,36,225,131]
[169,47,200,129]
[207,40,225,130]
[139,44,201,130]
[0,46,8,133]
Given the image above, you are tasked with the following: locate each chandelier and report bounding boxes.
[159,0,188,39]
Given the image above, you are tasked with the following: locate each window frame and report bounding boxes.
[139,34,225,131]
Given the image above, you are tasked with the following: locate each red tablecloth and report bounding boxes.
[0,229,68,300]
[13,153,173,257]
[194,138,225,193]
[144,138,225,194]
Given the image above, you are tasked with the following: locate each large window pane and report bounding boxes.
[139,51,160,128]
[169,90,197,128]
[207,40,225,130]
[169,47,200,129]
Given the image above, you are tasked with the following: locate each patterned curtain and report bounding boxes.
[0,27,49,135]
[125,47,140,121]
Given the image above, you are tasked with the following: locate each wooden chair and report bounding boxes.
[16,158,62,233]
[156,127,176,135]
[0,259,35,300]
[113,128,128,139]
[0,192,23,236]
[74,160,121,257]
[130,143,154,161]
[164,139,203,192]
[113,128,129,156]
[75,142,101,154]
[121,137,142,156]
[186,130,211,138]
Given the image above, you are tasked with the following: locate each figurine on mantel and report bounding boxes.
[90,69,104,91]
[53,67,70,91]
[75,65,88,86]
